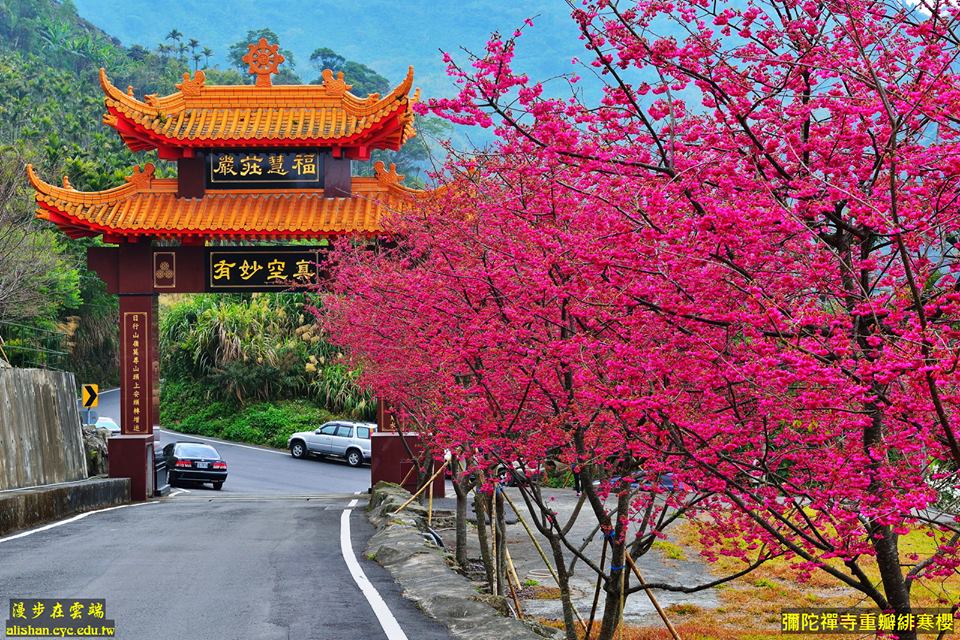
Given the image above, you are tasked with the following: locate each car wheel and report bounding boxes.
[346,449,363,467]
[290,440,308,459]
[212,482,223,491]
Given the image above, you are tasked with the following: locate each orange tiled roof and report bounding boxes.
[28,162,416,240]
[101,67,419,158]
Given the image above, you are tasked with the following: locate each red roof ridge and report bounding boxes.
[99,66,417,118]
[28,163,175,206]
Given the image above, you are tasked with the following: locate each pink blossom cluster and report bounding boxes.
[321,0,960,609]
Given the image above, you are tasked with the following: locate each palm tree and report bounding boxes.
[165,29,184,65]
[202,47,213,68]
[156,43,172,62]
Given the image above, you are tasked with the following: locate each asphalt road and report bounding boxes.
[95,388,372,495]
[1,389,452,639]
[0,494,452,640]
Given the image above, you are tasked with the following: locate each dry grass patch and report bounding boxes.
[537,618,811,640]
[651,539,687,561]
[525,585,563,600]
[671,517,960,632]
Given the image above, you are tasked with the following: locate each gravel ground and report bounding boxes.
[430,486,718,627]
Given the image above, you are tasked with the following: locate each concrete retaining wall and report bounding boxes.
[0,478,130,537]
[0,368,88,491]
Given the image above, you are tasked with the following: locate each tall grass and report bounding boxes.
[160,293,374,420]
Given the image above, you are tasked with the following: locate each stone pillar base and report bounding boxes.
[371,432,445,498]
[108,434,155,501]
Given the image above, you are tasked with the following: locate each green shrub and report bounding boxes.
[543,470,575,489]
[159,293,375,420]
[161,378,340,448]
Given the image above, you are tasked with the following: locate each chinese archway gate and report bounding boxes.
[28,39,438,500]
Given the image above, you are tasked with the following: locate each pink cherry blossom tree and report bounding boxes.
[320,0,960,638]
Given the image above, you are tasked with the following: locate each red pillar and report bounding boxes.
[118,295,159,435]
[107,240,159,500]
[371,402,445,497]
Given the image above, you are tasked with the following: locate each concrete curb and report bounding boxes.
[0,477,131,537]
[366,482,561,640]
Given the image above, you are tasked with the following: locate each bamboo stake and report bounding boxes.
[586,536,608,639]
[505,545,523,594]
[500,489,588,629]
[625,550,682,640]
[427,468,435,528]
[398,462,417,489]
[617,558,626,640]
[504,546,525,620]
[491,489,500,595]
[391,461,448,515]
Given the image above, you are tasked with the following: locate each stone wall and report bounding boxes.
[0,368,88,491]
[366,482,559,640]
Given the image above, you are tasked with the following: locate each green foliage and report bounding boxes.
[542,469,575,489]
[355,115,453,188]
[0,0,189,381]
[0,0,442,385]
[160,293,375,420]
[160,378,339,448]
[308,48,344,75]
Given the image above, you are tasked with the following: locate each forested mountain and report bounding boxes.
[72,0,583,101]
[0,0,444,396]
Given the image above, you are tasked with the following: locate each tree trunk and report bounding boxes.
[418,457,434,505]
[597,491,631,640]
[865,402,916,640]
[494,489,507,596]
[474,490,495,593]
[452,463,470,568]
[871,523,916,640]
[546,531,580,640]
[597,538,625,640]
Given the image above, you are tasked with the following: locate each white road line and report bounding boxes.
[170,490,184,497]
[178,487,191,494]
[341,506,407,640]
[157,428,287,456]
[348,498,359,507]
[0,501,159,544]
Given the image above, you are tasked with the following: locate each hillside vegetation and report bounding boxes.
[0,0,413,430]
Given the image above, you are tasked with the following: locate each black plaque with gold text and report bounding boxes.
[206,246,329,291]
[205,150,324,189]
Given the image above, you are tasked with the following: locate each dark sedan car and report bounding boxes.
[163,442,228,490]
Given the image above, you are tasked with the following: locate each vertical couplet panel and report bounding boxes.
[119,295,158,435]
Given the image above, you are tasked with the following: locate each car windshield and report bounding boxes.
[175,444,220,459]
[96,418,118,429]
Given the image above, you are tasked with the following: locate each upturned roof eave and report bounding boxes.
[98,66,419,154]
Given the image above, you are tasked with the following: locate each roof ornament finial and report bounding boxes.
[125,163,156,189]
[374,161,405,188]
[320,69,353,97]
[242,38,285,87]
[176,70,206,97]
